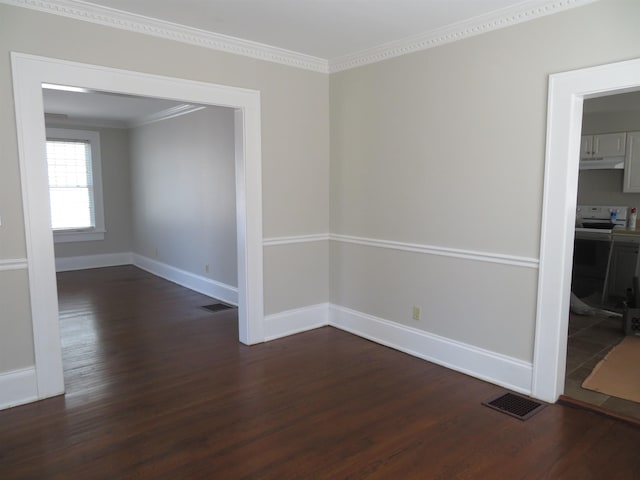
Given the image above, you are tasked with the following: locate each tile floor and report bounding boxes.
[564,312,640,419]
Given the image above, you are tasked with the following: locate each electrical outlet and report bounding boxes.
[412,305,421,321]
[205,264,209,273]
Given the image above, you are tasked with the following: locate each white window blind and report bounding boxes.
[46,139,95,230]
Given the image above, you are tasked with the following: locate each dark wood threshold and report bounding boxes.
[558,395,640,428]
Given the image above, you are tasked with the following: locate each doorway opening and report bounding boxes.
[564,91,640,419]
[11,53,265,402]
[41,86,242,393]
[533,57,640,403]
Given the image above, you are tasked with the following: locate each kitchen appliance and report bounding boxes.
[579,157,625,170]
[575,205,628,240]
[573,205,628,304]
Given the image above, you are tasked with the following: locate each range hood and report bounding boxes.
[579,156,625,170]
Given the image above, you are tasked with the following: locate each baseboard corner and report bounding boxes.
[264,303,330,341]
[132,254,239,305]
[0,367,38,411]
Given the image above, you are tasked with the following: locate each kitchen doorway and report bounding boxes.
[564,91,640,419]
[533,57,640,403]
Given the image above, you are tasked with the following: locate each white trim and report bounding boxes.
[234,107,264,344]
[55,252,132,272]
[329,305,533,395]
[0,367,38,411]
[46,105,208,129]
[1,0,328,73]
[262,233,330,246]
[331,234,539,269]
[0,258,28,271]
[328,0,596,73]
[12,55,65,401]
[128,104,206,128]
[264,303,329,341]
[53,229,105,243]
[0,0,594,74]
[533,57,640,403]
[263,302,533,394]
[54,252,239,305]
[133,254,238,306]
[11,52,264,402]
[262,232,539,268]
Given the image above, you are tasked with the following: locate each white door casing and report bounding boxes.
[533,57,640,402]
[11,53,265,401]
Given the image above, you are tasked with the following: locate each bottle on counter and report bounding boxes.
[629,207,637,230]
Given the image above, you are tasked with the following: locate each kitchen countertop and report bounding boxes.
[613,228,640,238]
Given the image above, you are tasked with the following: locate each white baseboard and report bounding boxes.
[264,303,329,341]
[53,251,238,304]
[0,367,38,411]
[55,252,133,272]
[133,254,238,306]
[262,302,532,395]
[329,304,533,395]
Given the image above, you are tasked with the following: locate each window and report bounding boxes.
[45,128,105,243]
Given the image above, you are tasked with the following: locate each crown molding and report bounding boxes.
[44,104,206,129]
[1,0,330,73]
[127,104,206,128]
[328,0,598,73]
[2,0,596,74]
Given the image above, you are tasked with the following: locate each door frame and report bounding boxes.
[532,56,640,402]
[11,52,265,401]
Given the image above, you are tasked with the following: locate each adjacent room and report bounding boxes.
[565,90,640,419]
[43,87,239,307]
[41,86,242,399]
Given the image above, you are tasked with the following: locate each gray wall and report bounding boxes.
[130,107,238,288]
[50,124,133,258]
[0,3,330,374]
[0,270,33,371]
[578,110,640,208]
[329,0,640,362]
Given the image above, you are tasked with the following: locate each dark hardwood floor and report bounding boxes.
[1,266,639,479]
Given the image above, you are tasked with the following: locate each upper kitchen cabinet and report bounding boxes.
[581,132,627,159]
[624,131,640,193]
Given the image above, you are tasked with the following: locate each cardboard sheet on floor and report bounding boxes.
[582,336,640,403]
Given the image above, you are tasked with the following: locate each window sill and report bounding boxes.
[53,230,105,243]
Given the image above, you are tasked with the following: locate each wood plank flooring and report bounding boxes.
[1,266,639,479]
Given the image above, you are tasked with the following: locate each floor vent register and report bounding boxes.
[201,303,234,313]
[482,392,546,421]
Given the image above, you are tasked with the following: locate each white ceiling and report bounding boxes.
[584,91,640,114]
[78,0,566,60]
